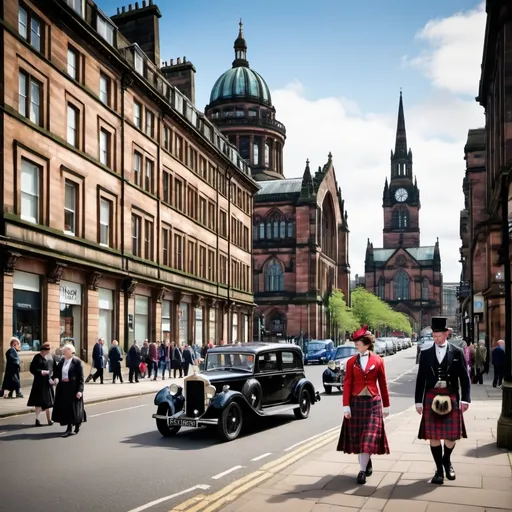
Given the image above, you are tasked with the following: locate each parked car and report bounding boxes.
[322,344,358,394]
[304,339,335,365]
[374,340,387,356]
[152,343,320,442]
[377,338,395,356]
[416,335,434,363]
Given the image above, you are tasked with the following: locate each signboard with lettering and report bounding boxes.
[60,280,82,306]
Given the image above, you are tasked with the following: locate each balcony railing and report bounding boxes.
[212,114,287,136]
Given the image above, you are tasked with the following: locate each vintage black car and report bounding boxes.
[322,344,358,394]
[152,343,320,442]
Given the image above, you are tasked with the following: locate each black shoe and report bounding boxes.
[444,463,456,480]
[35,419,42,427]
[74,425,80,434]
[365,458,373,477]
[85,375,92,383]
[16,393,24,399]
[62,427,73,438]
[431,470,444,485]
[48,421,53,426]
[357,471,367,485]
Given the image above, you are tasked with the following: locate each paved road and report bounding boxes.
[0,347,418,512]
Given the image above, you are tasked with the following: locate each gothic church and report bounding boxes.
[364,93,442,333]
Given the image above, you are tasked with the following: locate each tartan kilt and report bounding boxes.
[337,396,389,455]
[418,388,467,441]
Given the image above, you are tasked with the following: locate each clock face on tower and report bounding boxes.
[394,188,408,202]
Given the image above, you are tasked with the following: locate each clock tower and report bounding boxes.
[382,92,420,248]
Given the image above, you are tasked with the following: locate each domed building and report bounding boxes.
[205,21,286,181]
[207,23,350,342]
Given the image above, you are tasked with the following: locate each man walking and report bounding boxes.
[492,340,506,388]
[87,337,105,384]
[415,317,471,485]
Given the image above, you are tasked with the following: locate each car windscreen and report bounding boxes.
[334,346,357,359]
[205,352,254,371]
[307,342,325,352]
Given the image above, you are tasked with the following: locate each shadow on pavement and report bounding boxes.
[120,414,295,450]
[0,431,63,441]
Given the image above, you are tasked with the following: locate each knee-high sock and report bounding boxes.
[430,445,443,472]
[443,444,454,465]
[358,453,370,471]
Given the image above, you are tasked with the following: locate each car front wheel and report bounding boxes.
[217,401,243,442]
[156,404,181,437]
[294,388,311,419]
[324,385,332,394]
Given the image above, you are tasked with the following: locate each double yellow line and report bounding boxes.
[169,429,339,512]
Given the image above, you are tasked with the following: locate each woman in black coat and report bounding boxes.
[52,344,86,437]
[1,337,23,399]
[27,342,55,426]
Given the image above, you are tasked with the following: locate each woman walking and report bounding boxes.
[27,342,55,426]
[52,344,86,437]
[1,337,23,399]
[108,340,124,384]
[337,326,390,484]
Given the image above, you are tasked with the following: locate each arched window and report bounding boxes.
[287,220,295,237]
[265,259,284,292]
[394,270,410,300]
[377,277,385,299]
[279,220,286,238]
[259,222,265,240]
[264,142,270,167]
[266,212,282,239]
[422,278,429,301]
[321,194,336,260]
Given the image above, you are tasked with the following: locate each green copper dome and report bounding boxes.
[210,67,272,106]
[208,20,272,107]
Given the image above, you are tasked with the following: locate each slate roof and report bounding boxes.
[373,246,435,264]
[256,178,303,196]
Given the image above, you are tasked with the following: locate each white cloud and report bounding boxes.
[271,3,486,283]
[405,2,486,96]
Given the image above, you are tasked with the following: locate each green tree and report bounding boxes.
[328,289,359,342]
[351,287,412,335]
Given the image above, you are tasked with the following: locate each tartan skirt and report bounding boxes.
[337,396,389,455]
[418,388,467,441]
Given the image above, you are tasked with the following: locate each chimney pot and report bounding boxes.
[135,2,139,9]
[183,56,186,62]
[121,6,125,12]
[177,57,181,64]
[142,0,146,6]
[149,0,153,4]
[170,58,174,65]
[128,4,132,11]
[117,7,120,14]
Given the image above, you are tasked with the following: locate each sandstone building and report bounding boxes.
[205,24,350,340]
[0,0,257,379]
[364,93,442,332]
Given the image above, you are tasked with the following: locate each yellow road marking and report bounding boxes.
[169,430,339,512]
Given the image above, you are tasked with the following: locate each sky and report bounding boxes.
[103,0,486,282]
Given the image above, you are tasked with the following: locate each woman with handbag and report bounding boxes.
[337,326,390,485]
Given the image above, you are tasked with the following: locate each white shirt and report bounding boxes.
[343,352,389,416]
[62,358,73,380]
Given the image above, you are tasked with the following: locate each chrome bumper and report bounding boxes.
[323,382,342,388]
[152,412,218,426]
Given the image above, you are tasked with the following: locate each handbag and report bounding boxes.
[431,395,452,416]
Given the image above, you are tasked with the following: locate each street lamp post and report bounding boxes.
[497,170,512,449]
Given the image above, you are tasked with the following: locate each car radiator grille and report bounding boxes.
[185,380,205,417]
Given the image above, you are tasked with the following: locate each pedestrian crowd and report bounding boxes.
[0,335,230,437]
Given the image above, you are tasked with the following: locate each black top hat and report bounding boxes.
[431,316,449,332]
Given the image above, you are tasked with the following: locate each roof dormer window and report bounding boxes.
[134,49,144,75]
[97,14,114,45]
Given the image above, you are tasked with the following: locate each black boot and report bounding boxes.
[62,425,74,438]
[35,419,42,427]
[356,471,367,485]
[365,458,373,477]
[430,445,444,484]
[443,445,456,480]
[74,424,80,435]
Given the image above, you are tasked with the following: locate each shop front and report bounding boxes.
[13,270,42,351]
[162,299,172,343]
[60,280,83,356]
[134,295,149,342]
[98,288,114,348]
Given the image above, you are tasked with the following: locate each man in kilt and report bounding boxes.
[337,326,390,485]
[415,316,470,485]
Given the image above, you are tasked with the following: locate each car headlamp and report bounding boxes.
[169,383,181,396]
[206,385,216,399]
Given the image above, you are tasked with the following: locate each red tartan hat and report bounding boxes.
[352,325,370,341]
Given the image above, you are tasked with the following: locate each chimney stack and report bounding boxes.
[161,58,197,105]
[111,2,162,66]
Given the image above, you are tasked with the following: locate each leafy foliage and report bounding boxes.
[328,289,359,340]
[351,287,412,335]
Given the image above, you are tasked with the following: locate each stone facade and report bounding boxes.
[206,24,350,340]
[0,0,257,381]
[365,94,442,333]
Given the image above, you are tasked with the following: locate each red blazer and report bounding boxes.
[342,353,390,408]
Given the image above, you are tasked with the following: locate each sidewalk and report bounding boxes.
[0,370,183,418]
[219,380,512,512]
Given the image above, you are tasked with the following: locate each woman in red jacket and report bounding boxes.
[337,326,391,484]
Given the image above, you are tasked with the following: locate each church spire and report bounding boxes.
[394,90,407,157]
[232,19,249,68]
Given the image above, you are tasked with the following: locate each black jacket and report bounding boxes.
[415,343,471,404]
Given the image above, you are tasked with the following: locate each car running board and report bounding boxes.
[260,403,299,416]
